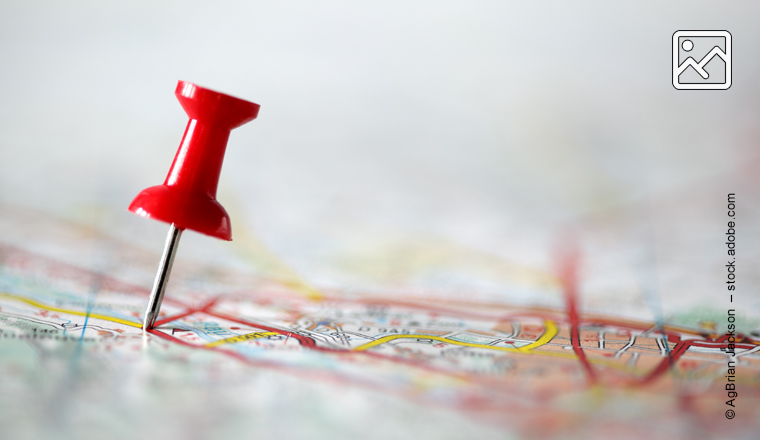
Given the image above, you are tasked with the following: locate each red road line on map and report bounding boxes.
[345,298,519,322]
[147,327,277,367]
[634,331,759,386]
[569,305,596,384]
[152,309,197,328]
[152,298,219,328]
[689,340,756,350]
[712,332,760,345]
[638,340,693,386]
[203,309,317,348]
[499,312,709,341]
[557,243,597,385]
[578,318,683,337]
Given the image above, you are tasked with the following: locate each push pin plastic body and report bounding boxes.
[129,80,260,330]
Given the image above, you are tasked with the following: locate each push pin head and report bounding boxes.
[129,81,260,240]
[131,81,259,330]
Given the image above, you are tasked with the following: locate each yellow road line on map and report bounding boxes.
[354,320,559,353]
[524,320,558,351]
[205,331,279,347]
[0,292,141,328]
[222,191,324,301]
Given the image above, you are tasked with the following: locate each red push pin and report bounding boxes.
[129,80,260,330]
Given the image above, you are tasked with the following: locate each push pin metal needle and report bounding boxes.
[129,80,260,330]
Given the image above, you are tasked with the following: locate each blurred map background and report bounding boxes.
[1,1,760,439]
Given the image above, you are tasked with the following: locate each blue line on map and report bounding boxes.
[77,291,97,344]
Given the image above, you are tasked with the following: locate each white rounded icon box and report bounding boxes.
[672,30,731,90]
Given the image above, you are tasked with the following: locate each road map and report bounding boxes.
[1,200,759,440]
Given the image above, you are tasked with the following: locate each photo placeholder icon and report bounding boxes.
[672,30,731,90]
